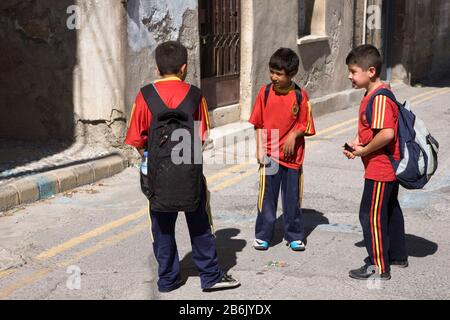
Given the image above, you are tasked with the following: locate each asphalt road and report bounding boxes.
[0,84,449,300]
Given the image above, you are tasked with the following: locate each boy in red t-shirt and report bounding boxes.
[125,41,240,293]
[344,45,408,281]
[249,48,316,252]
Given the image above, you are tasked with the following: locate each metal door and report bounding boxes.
[199,0,241,110]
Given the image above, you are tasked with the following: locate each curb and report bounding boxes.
[0,154,128,212]
[205,122,255,151]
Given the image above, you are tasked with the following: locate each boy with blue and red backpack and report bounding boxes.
[344,45,439,281]
[344,45,409,281]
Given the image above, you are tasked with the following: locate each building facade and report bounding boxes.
[0,0,449,147]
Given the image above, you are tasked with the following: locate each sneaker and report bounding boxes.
[390,260,409,268]
[203,274,241,292]
[253,239,269,251]
[288,240,306,252]
[349,265,391,281]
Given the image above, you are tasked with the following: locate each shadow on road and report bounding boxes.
[355,234,438,258]
[179,228,246,283]
[272,209,330,247]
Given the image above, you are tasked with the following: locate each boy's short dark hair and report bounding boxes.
[346,44,383,77]
[269,48,300,76]
[155,41,188,76]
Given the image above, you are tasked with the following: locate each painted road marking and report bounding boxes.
[35,208,148,261]
[0,223,148,299]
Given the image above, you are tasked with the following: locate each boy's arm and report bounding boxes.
[195,96,210,146]
[255,129,267,165]
[352,95,397,157]
[136,148,145,157]
[124,92,151,155]
[283,90,315,157]
[352,128,394,158]
[249,87,266,164]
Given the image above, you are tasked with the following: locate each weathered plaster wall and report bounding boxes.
[297,0,355,98]
[249,0,354,105]
[429,0,450,82]
[73,0,128,147]
[0,0,77,141]
[0,0,128,147]
[125,0,201,117]
[391,0,450,84]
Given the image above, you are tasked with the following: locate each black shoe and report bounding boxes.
[203,274,241,292]
[158,278,184,293]
[349,265,391,281]
[390,260,409,268]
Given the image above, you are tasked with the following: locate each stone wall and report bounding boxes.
[125,0,201,117]
[73,0,127,148]
[0,0,77,141]
[391,0,450,84]
[246,0,355,107]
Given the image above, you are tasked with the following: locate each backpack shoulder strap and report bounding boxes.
[264,83,303,107]
[366,88,398,125]
[264,84,272,107]
[140,84,168,116]
[177,85,202,116]
[294,83,303,107]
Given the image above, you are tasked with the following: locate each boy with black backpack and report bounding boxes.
[249,48,316,252]
[343,45,409,281]
[125,41,240,293]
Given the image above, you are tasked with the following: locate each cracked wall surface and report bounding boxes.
[125,0,200,117]
[72,0,127,147]
[251,0,355,103]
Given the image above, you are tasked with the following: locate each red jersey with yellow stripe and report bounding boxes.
[125,77,210,149]
[358,84,401,182]
[249,84,316,170]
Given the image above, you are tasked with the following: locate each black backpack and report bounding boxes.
[140,84,203,212]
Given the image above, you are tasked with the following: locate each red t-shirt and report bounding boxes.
[125,77,210,149]
[358,84,400,182]
[249,85,316,170]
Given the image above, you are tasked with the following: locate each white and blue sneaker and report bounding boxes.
[288,240,306,252]
[253,239,269,251]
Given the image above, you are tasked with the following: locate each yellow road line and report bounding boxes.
[409,88,448,103]
[0,223,148,300]
[0,269,16,279]
[313,118,358,138]
[324,125,358,139]
[210,170,257,193]
[0,268,52,300]
[413,88,450,106]
[35,208,147,261]
[206,162,252,185]
[58,223,148,268]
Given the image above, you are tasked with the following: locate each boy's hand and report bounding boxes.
[352,145,366,158]
[257,148,268,165]
[282,131,300,161]
[343,150,356,160]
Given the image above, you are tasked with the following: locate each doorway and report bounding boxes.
[199,0,241,110]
